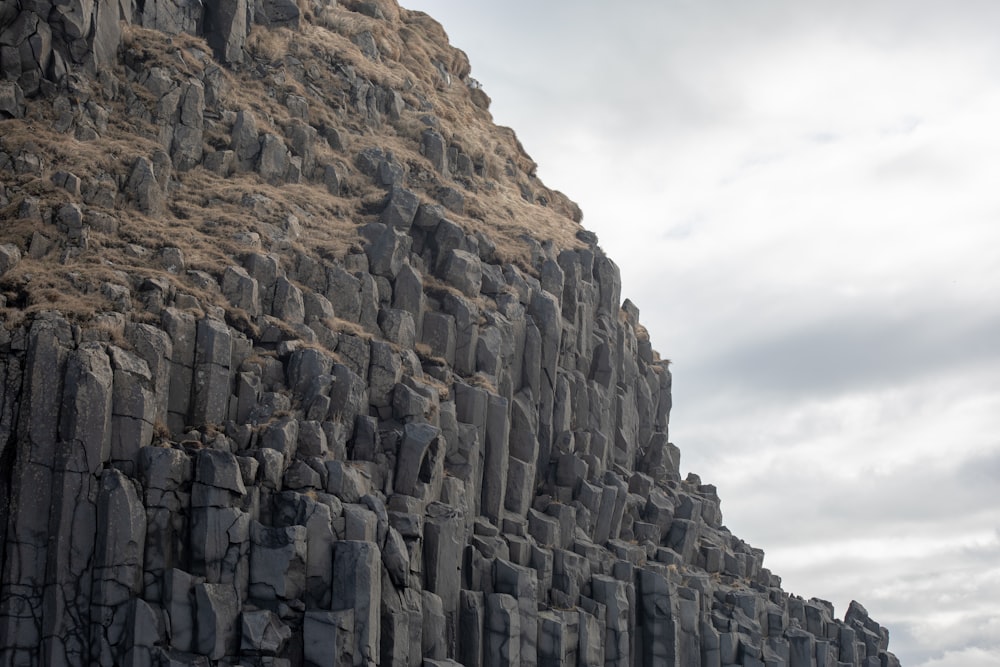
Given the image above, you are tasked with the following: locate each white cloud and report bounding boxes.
[912,646,1000,667]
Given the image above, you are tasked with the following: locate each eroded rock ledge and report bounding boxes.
[0,1,899,665]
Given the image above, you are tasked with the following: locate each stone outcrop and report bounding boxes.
[0,0,899,665]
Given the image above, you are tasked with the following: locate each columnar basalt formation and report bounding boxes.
[0,1,900,665]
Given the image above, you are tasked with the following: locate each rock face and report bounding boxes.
[0,1,899,665]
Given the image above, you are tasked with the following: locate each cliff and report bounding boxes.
[0,1,900,665]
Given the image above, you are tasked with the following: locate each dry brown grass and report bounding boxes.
[0,0,588,333]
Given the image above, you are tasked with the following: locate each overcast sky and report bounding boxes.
[401,2,1000,665]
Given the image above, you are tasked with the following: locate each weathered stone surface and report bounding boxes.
[441,249,482,298]
[195,582,239,659]
[258,0,301,28]
[485,593,520,667]
[395,422,442,497]
[192,318,232,426]
[304,610,354,667]
[493,559,537,666]
[249,522,307,600]
[241,608,292,655]
[0,243,21,276]
[206,0,249,64]
[92,469,147,663]
[126,155,164,214]
[0,82,25,119]
[333,541,381,667]
[109,346,156,475]
[380,187,420,230]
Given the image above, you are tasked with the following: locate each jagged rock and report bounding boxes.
[195,582,240,659]
[126,156,164,214]
[259,133,291,183]
[380,187,420,230]
[206,0,249,64]
[249,522,307,600]
[304,610,354,666]
[485,593,520,667]
[440,248,482,297]
[192,318,232,426]
[257,0,301,28]
[364,222,411,278]
[242,609,292,655]
[0,81,25,119]
[333,541,381,667]
[109,345,156,474]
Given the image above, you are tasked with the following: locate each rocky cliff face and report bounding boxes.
[0,1,900,666]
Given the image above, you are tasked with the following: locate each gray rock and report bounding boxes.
[591,575,630,667]
[421,312,456,367]
[164,568,201,653]
[249,522,307,600]
[480,393,509,523]
[127,323,174,427]
[140,0,204,33]
[380,188,421,230]
[126,156,164,214]
[369,340,402,410]
[258,133,290,183]
[162,307,197,433]
[378,308,416,349]
[241,608,292,655]
[304,610,354,666]
[326,461,372,503]
[206,0,249,64]
[363,222,411,278]
[195,582,240,659]
[422,591,447,659]
[352,30,380,61]
[493,559,537,666]
[61,343,113,474]
[192,318,232,426]
[440,249,482,297]
[288,347,332,395]
[273,275,306,323]
[538,609,579,667]
[257,0,301,27]
[638,568,680,666]
[381,525,410,588]
[0,81,25,119]
[109,345,156,474]
[231,108,260,168]
[333,541,381,667]
[503,456,534,517]
[577,607,604,667]
[326,266,362,322]
[287,119,318,173]
[394,422,442,497]
[421,128,449,176]
[423,502,464,648]
[0,243,21,276]
[171,79,205,170]
[260,415,298,462]
[485,593,520,667]
[92,469,147,661]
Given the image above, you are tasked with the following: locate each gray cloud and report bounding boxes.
[681,306,1000,400]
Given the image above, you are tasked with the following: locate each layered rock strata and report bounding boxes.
[0,1,900,665]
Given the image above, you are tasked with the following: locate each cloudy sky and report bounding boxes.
[401,2,1000,665]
